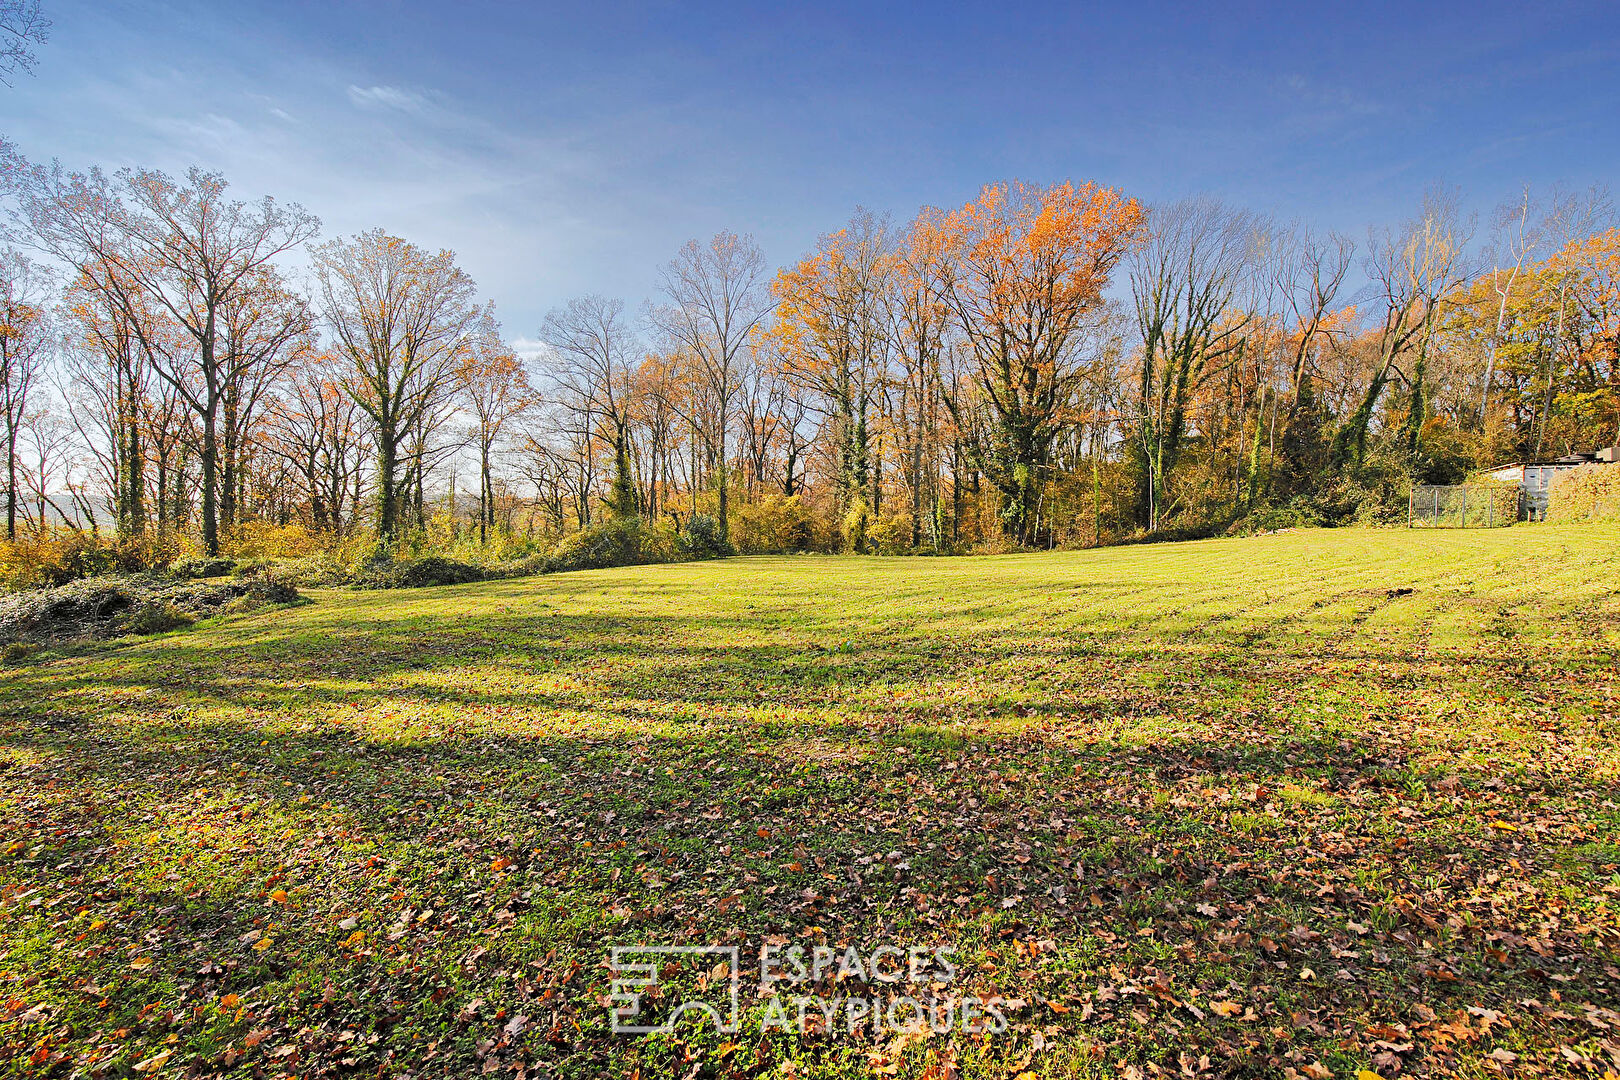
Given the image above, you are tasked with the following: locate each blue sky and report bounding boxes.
[5,1,1618,345]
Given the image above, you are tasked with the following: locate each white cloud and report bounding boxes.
[346,84,429,114]
[509,336,550,361]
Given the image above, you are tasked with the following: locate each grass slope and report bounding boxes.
[2,526,1619,1079]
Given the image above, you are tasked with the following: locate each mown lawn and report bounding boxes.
[2,525,1619,1079]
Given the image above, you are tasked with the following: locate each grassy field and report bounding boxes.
[2,526,1619,1079]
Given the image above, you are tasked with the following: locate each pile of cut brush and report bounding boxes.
[0,574,301,649]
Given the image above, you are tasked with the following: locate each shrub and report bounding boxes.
[730,495,822,554]
[271,533,380,588]
[1549,463,1620,522]
[1236,499,1325,534]
[223,522,327,560]
[868,511,916,554]
[0,532,116,589]
[549,518,680,573]
[116,600,195,636]
[488,552,551,579]
[679,514,733,559]
[840,497,871,554]
[0,531,187,591]
[968,534,1023,556]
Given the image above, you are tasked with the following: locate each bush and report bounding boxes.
[1235,499,1326,534]
[223,522,328,560]
[488,552,552,579]
[271,535,377,588]
[679,514,733,559]
[868,511,916,554]
[840,498,871,554]
[549,518,680,573]
[1549,463,1620,522]
[731,495,822,554]
[117,600,196,636]
[0,531,194,591]
[0,532,115,589]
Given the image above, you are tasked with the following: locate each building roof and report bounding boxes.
[1486,448,1618,472]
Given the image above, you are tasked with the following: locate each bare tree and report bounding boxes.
[1331,190,1472,471]
[651,232,772,545]
[18,405,74,530]
[1478,187,1538,426]
[0,0,49,86]
[1273,227,1354,414]
[313,229,479,539]
[8,162,319,552]
[1130,198,1263,529]
[539,295,641,520]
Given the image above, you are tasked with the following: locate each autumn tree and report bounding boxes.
[927,180,1144,544]
[457,307,531,541]
[8,162,319,552]
[264,352,369,532]
[768,210,893,537]
[631,351,684,519]
[313,230,479,539]
[0,248,50,538]
[1552,227,1620,448]
[215,265,315,531]
[892,219,952,547]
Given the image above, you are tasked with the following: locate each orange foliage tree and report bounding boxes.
[924,180,1144,543]
[1554,229,1620,445]
[766,210,893,528]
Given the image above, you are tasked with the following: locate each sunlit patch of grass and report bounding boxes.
[1277,783,1339,809]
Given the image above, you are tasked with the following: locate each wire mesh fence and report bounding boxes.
[1408,483,1519,528]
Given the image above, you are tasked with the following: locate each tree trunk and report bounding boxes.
[199,412,220,555]
[376,428,399,539]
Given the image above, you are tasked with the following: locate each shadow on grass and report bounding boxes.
[2,574,1617,1076]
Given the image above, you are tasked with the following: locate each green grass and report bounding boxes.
[2,524,1619,1079]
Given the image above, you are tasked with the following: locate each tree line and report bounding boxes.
[2,144,1617,559]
